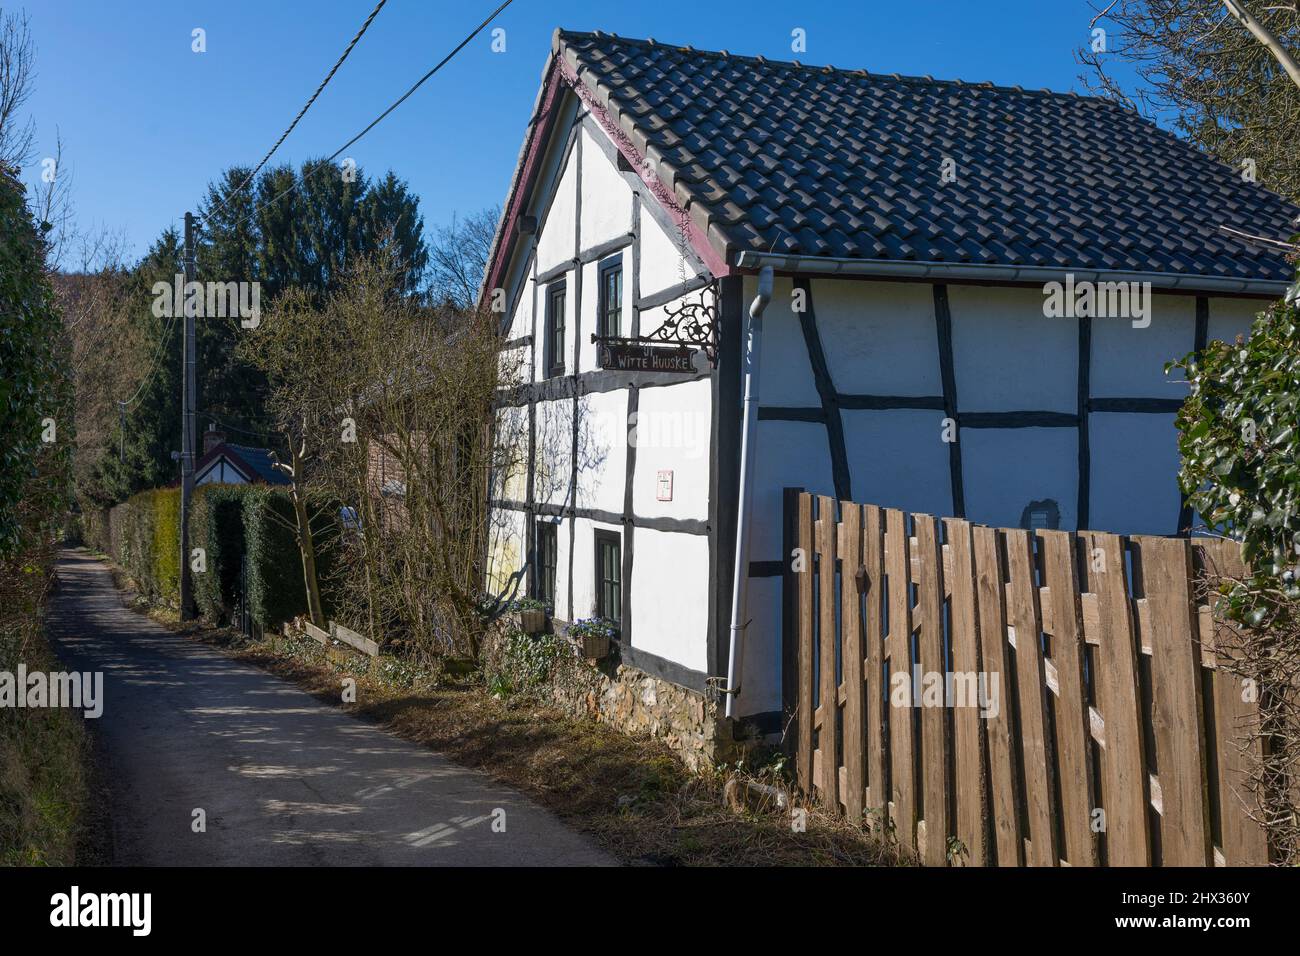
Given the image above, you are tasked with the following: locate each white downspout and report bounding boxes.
[722,265,774,719]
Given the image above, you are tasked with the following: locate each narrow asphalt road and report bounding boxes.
[46,549,614,866]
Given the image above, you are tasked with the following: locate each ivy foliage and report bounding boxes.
[191,484,247,624]
[240,486,338,629]
[1170,298,1300,622]
[492,630,565,695]
[0,166,70,556]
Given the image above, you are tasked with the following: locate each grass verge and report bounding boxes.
[0,549,92,865]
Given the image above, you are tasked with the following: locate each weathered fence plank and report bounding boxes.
[1081,531,1151,866]
[1134,536,1212,866]
[1005,529,1058,866]
[1039,530,1098,866]
[884,507,916,851]
[1197,539,1268,866]
[974,524,1022,866]
[944,517,985,866]
[863,504,887,829]
[303,620,329,646]
[330,620,379,657]
[817,495,840,810]
[914,514,948,865]
[797,493,815,793]
[840,502,865,825]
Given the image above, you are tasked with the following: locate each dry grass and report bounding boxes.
[0,552,91,866]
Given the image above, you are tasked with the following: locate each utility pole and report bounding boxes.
[179,211,198,620]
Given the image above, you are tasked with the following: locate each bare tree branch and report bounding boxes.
[1223,0,1300,89]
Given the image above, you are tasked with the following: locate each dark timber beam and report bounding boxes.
[933,284,965,517]
[794,277,852,501]
[1077,311,1092,530]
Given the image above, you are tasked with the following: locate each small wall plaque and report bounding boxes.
[656,470,674,502]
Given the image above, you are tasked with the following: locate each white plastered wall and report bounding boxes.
[735,271,1275,717]
[488,103,715,682]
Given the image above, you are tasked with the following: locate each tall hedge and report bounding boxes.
[0,166,70,557]
[192,483,249,624]
[99,482,336,629]
[80,508,111,554]
[243,486,320,628]
[150,488,180,603]
[104,487,181,605]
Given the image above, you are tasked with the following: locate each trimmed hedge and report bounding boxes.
[192,484,247,624]
[101,487,181,605]
[241,486,337,628]
[80,507,111,556]
[100,482,337,629]
[151,488,180,602]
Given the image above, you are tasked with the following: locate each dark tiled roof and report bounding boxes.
[195,442,291,486]
[226,444,291,485]
[556,30,1298,283]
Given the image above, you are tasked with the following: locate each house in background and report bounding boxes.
[194,425,291,487]
[482,29,1299,763]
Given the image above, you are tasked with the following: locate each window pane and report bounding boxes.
[602,266,622,339]
[596,535,621,623]
[548,287,565,375]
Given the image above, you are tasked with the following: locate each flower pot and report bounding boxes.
[581,632,610,660]
[518,608,546,635]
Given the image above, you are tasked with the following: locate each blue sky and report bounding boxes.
[20,0,1136,267]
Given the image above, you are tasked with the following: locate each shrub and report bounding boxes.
[80,508,111,554]
[490,630,565,695]
[98,487,181,605]
[150,487,181,605]
[1172,294,1300,862]
[242,487,338,630]
[1171,299,1300,617]
[0,157,84,864]
[0,165,70,558]
[192,484,250,624]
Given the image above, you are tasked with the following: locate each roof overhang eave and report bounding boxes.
[733,251,1292,297]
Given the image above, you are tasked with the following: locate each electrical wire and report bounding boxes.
[231,0,515,231]
[206,0,390,221]
[118,306,182,409]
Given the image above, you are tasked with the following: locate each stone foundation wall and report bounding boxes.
[486,629,735,771]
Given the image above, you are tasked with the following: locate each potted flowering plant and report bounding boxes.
[510,597,550,635]
[568,616,618,660]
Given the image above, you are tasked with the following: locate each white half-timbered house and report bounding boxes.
[482,29,1299,751]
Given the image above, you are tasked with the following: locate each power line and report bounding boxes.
[232,0,515,231]
[118,305,182,409]
[207,0,390,221]
[201,412,280,444]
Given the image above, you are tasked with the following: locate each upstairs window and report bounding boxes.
[545,280,566,378]
[598,256,623,341]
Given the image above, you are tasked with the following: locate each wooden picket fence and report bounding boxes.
[786,490,1271,866]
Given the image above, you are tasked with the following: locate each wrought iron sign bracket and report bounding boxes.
[590,281,720,368]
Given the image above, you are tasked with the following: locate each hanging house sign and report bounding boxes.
[599,342,697,372]
[592,283,719,371]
